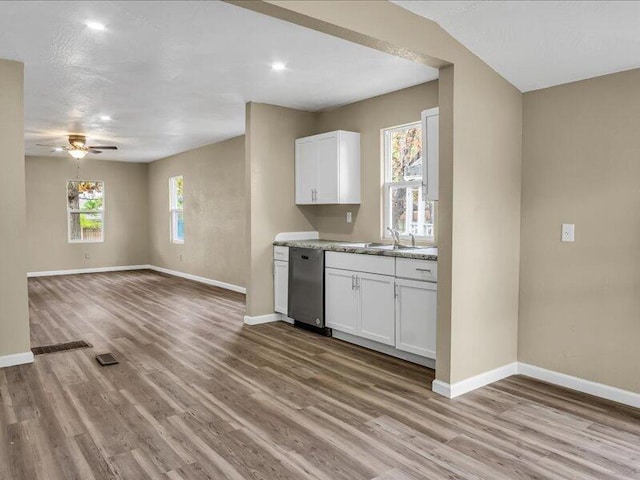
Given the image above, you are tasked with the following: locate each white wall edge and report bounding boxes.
[148,265,246,294]
[244,313,282,325]
[0,351,34,369]
[518,362,640,410]
[274,231,319,241]
[28,265,150,277]
[431,362,519,399]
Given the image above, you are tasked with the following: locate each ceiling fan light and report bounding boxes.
[68,149,88,159]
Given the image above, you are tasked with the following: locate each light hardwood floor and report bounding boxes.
[1,270,639,479]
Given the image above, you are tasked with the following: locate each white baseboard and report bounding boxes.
[243,313,283,325]
[519,362,640,410]
[432,362,518,399]
[148,265,246,294]
[28,264,246,295]
[28,265,150,277]
[0,351,34,368]
[432,361,640,410]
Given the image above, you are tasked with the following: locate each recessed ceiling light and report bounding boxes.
[54,147,63,152]
[271,62,287,71]
[86,21,106,31]
[100,115,111,121]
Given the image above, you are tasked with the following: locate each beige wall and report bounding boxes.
[312,81,439,242]
[148,136,246,288]
[245,103,317,316]
[238,1,523,385]
[0,59,30,357]
[520,69,640,393]
[26,156,149,272]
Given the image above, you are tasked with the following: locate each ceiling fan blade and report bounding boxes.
[36,143,63,147]
[88,146,117,150]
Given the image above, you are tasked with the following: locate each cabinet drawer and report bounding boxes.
[325,252,394,276]
[273,246,289,262]
[396,258,437,282]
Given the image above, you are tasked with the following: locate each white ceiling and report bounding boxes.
[393,1,640,92]
[0,1,437,163]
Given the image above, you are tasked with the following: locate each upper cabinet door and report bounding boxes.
[295,138,317,204]
[295,130,360,205]
[422,108,439,201]
[315,133,340,204]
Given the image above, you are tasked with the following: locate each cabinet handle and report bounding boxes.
[356,275,360,290]
[351,274,355,290]
[416,268,432,273]
[394,283,398,298]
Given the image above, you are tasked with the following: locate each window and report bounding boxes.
[67,180,104,243]
[170,176,184,243]
[383,122,435,241]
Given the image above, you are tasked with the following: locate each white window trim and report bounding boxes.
[67,180,105,243]
[381,121,435,242]
[169,176,184,244]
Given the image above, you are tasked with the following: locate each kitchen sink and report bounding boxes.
[366,243,421,250]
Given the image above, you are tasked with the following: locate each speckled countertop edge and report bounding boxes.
[273,239,438,261]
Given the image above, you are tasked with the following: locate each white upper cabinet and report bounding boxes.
[295,130,361,205]
[421,108,439,201]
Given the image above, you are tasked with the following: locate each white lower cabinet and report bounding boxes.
[325,252,437,361]
[325,268,395,346]
[358,272,395,346]
[395,278,437,358]
[325,268,358,334]
[274,259,288,315]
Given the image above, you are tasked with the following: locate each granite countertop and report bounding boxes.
[273,239,438,261]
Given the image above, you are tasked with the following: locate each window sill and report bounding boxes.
[68,240,104,244]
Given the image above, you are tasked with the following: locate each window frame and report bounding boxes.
[169,175,184,244]
[381,121,435,242]
[66,180,105,244]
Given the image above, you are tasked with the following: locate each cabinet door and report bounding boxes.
[395,278,437,358]
[422,108,439,201]
[325,268,358,334]
[273,260,288,315]
[295,138,317,204]
[315,133,339,204]
[357,272,395,346]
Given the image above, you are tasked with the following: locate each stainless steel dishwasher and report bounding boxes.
[288,247,326,330]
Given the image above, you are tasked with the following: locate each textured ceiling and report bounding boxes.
[393,1,640,92]
[0,1,437,162]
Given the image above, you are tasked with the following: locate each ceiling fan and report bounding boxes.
[38,135,118,159]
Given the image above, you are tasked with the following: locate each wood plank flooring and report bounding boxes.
[1,270,639,479]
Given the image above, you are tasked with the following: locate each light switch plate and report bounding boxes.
[562,223,575,242]
[346,212,352,223]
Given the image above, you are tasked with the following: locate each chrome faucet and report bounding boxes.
[387,227,400,246]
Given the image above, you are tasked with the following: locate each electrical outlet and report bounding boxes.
[84,253,90,259]
[346,212,352,223]
[561,224,575,242]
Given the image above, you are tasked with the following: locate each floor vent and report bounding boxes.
[95,353,119,366]
[31,340,92,356]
